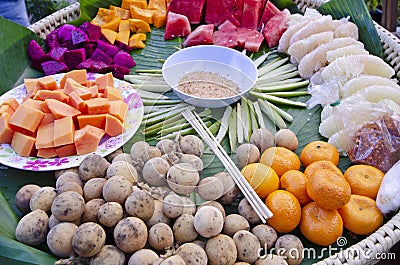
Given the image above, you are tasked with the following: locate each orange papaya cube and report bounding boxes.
[92,8,115,26]
[45,99,81,119]
[68,91,86,112]
[0,98,19,111]
[111,6,130,19]
[64,78,92,99]
[129,19,151,33]
[40,113,56,126]
[22,98,47,112]
[55,144,77,157]
[60,69,88,89]
[148,0,167,11]
[85,98,110,115]
[85,80,96,88]
[116,30,130,46]
[74,125,105,155]
[95,73,114,92]
[35,122,54,149]
[39,101,51,113]
[77,114,107,129]
[33,90,69,103]
[108,100,128,122]
[0,105,15,117]
[11,132,36,157]
[129,33,147,49]
[89,85,99,98]
[9,104,44,133]
[37,76,58,91]
[122,0,147,9]
[105,114,124,136]
[104,86,123,101]
[118,19,130,31]
[54,117,75,147]
[152,9,166,28]
[24,78,39,98]
[130,6,153,24]
[101,28,118,44]
[37,147,57,158]
[101,16,121,32]
[74,86,92,100]
[0,113,14,144]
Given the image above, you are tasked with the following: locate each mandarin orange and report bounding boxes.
[265,190,301,233]
[303,160,343,178]
[344,165,384,199]
[241,163,279,199]
[300,140,339,167]
[260,146,300,177]
[300,202,343,246]
[280,170,311,206]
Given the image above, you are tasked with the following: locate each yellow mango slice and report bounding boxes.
[110,5,130,19]
[130,6,153,24]
[148,0,167,11]
[152,10,166,28]
[129,19,151,33]
[116,30,130,45]
[129,33,147,49]
[100,16,121,32]
[101,28,118,44]
[119,19,130,31]
[121,0,147,9]
[92,8,115,26]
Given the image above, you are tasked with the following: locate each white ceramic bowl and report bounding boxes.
[162,45,257,108]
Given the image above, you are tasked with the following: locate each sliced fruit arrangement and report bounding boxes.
[0,70,129,158]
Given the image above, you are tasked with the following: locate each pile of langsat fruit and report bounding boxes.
[239,127,385,247]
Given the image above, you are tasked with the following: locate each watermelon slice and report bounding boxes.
[212,31,238,48]
[263,9,290,47]
[258,0,281,30]
[218,20,238,32]
[241,0,263,30]
[168,0,206,24]
[244,31,264,52]
[165,12,191,40]
[205,0,241,27]
[183,24,214,47]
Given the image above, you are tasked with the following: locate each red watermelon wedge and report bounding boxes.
[165,12,192,40]
[183,24,215,47]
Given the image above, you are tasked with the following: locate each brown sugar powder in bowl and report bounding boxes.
[177,71,240,98]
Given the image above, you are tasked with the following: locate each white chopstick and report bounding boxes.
[182,108,273,223]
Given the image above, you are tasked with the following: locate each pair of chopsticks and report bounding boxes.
[182,108,273,223]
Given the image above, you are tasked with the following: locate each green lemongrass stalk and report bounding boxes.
[263,91,309,98]
[236,102,244,144]
[253,93,307,108]
[258,99,286,129]
[241,98,252,142]
[142,105,195,125]
[141,98,182,106]
[142,103,187,120]
[253,101,266,128]
[228,106,238,152]
[257,78,304,87]
[157,121,213,140]
[159,117,212,135]
[265,63,297,76]
[137,73,163,77]
[131,84,171,93]
[134,69,162,73]
[264,101,294,122]
[247,100,259,132]
[257,67,297,82]
[256,70,300,84]
[215,106,233,143]
[258,58,289,77]
[254,80,309,92]
[136,89,170,100]
[254,52,271,68]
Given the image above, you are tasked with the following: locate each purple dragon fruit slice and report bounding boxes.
[71,28,89,46]
[79,22,102,42]
[113,50,136,69]
[41,60,69,75]
[96,39,119,58]
[90,48,113,65]
[57,24,76,43]
[77,60,110,73]
[109,64,130,79]
[64,48,86,70]
[46,29,62,51]
[27,40,47,71]
[47,47,68,61]
[83,43,96,59]
[114,40,133,54]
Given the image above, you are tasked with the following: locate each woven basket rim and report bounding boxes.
[28,1,400,264]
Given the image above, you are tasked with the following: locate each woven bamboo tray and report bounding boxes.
[28,1,400,264]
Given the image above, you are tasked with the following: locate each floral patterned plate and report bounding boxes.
[0,73,144,171]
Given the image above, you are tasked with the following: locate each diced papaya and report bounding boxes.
[37,147,57,158]
[104,86,123,101]
[116,30,130,46]
[110,6,131,19]
[22,98,47,112]
[39,113,56,126]
[130,6,153,24]
[129,19,151,33]
[119,19,130,31]
[24,78,39,98]
[105,114,124,136]
[39,101,51,113]
[129,33,146,49]
[64,78,92,100]
[0,105,14,117]
[55,144,77,157]
[35,122,54,149]
[37,76,58,91]
[33,90,69,103]
[101,16,121,32]
[148,0,167,11]
[77,114,107,129]
[59,69,88,89]
[85,98,110,115]
[95,73,114,92]
[85,80,96,88]
[9,104,44,133]
[152,9,166,28]
[89,85,99,98]
[54,117,75,147]
[74,125,105,155]
[92,8,115,26]
[64,78,85,94]
[11,132,36,157]
[0,98,19,111]
[108,100,128,122]
[45,99,81,119]
[0,113,14,144]
[101,28,118,44]
[68,91,86,112]
[122,0,147,9]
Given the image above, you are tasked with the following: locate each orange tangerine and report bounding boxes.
[241,163,279,199]
[280,170,312,206]
[338,194,384,235]
[306,170,351,210]
[265,190,301,233]
[300,140,339,167]
[344,165,384,199]
[304,160,343,178]
[260,146,301,177]
[300,202,343,246]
